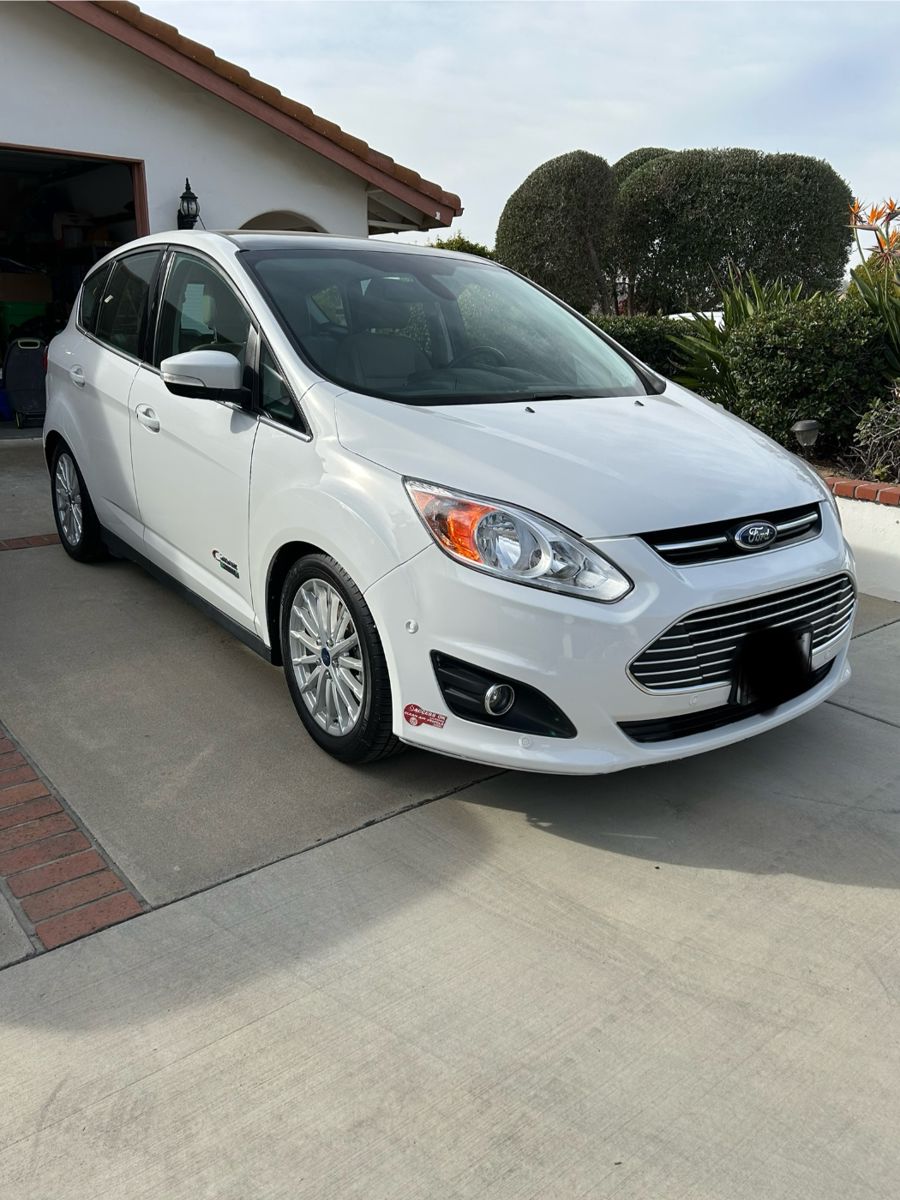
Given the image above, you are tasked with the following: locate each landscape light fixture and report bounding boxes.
[791,419,820,449]
[177,178,200,230]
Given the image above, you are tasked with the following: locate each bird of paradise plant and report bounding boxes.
[849,197,900,373]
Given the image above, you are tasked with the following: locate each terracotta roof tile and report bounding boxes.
[78,1,461,222]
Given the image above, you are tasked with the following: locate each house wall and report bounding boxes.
[0,3,369,236]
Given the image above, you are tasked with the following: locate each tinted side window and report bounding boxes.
[259,342,307,433]
[95,252,160,358]
[156,254,252,370]
[78,264,111,334]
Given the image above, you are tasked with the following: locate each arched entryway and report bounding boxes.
[240,210,324,233]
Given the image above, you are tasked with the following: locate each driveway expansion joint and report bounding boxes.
[0,720,147,957]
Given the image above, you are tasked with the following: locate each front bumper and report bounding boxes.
[364,509,856,775]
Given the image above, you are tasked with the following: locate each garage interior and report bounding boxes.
[0,145,139,430]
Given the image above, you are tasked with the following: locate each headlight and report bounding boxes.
[404,480,633,602]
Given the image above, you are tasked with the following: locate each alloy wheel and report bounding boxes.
[288,577,365,736]
[55,452,83,547]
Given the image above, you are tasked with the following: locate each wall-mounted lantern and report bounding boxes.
[177,178,200,230]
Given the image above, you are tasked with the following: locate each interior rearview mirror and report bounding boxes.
[160,350,244,401]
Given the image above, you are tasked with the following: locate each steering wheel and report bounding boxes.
[448,345,508,369]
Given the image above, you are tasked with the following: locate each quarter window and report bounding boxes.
[94,252,161,359]
[78,264,111,334]
[258,342,306,433]
[156,253,252,371]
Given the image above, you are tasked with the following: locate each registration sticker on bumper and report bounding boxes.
[404,704,447,729]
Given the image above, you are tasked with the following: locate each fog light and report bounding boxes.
[484,683,515,716]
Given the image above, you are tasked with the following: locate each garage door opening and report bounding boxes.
[0,144,146,431]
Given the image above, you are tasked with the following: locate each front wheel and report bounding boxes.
[280,554,400,764]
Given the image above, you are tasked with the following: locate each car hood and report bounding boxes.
[334,384,824,538]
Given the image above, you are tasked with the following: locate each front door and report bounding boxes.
[129,251,258,632]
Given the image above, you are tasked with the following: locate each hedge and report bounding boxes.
[616,148,853,313]
[728,294,892,455]
[495,150,617,314]
[592,315,678,375]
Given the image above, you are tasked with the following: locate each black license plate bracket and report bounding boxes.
[731,624,813,709]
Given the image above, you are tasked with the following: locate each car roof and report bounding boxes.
[106,229,494,264]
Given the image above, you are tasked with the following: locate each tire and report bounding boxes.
[50,444,106,562]
[280,554,400,764]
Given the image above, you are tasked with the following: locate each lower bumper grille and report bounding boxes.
[619,659,834,743]
[630,573,855,693]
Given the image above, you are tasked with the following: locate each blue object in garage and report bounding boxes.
[0,385,11,421]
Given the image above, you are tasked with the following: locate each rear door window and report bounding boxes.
[95,251,161,359]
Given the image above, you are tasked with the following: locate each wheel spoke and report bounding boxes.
[298,664,323,696]
[289,626,318,652]
[332,632,359,657]
[335,665,362,703]
[291,653,319,667]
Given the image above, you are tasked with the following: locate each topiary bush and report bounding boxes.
[727,294,891,455]
[592,315,679,375]
[611,147,671,187]
[494,150,617,314]
[616,148,853,313]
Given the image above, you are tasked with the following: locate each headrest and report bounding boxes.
[349,292,409,331]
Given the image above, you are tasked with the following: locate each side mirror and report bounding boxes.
[160,350,244,401]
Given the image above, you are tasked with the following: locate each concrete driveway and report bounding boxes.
[2,438,900,1197]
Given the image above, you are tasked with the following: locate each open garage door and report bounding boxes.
[0,144,147,431]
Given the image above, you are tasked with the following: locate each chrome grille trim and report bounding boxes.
[642,504,823,566]
[629,574,855,693]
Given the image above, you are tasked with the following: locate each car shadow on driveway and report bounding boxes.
[466,698,900,890]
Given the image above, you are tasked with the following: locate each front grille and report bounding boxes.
[641,503,821,566]
[620,660,834,743]
[629,573,855,693]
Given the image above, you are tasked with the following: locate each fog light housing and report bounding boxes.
[484,683,515,716]
[431,652,576,739]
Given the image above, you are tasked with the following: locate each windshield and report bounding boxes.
[242,247,648,405]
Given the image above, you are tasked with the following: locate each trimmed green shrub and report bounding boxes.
[617,148,853,313]
[727,294,891,455]
[853,387,900,483]
[592,315,679,375]
[428,232,495,260]
[495,150,617,314]
[669,271,808,406]
[611,147,670,186]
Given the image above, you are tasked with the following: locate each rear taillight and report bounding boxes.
[42,348,48,374]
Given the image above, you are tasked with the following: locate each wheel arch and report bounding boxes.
[265,540,328,666]
[43,429,66,472]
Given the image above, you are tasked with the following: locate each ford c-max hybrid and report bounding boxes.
[45,231,855,773]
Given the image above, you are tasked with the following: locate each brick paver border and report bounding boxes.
[0,533,60,552]
[0,722,146,955]
[823,477,900,506]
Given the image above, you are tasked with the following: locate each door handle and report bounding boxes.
[69,366,86,388]
[136,404,160,433]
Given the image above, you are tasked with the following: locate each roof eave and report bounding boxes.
[49,0,462,230]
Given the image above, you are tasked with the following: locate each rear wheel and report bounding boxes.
[51,446,106,562]
[280,554,400,764]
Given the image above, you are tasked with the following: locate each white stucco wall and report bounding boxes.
[837,498,900,603]
[1,3,368,236]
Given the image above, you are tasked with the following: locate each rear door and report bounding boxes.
[128,250,258,631]
[68,250,162,540]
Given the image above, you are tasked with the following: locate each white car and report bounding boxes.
[45,231,855,774]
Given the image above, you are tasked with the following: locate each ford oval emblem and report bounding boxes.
[733,520,778,551]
